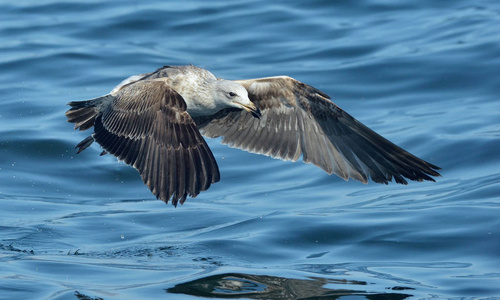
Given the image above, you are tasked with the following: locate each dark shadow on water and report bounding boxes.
[167,273,413,299]
[74,291,103,300]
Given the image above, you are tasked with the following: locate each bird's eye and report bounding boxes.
[228,92,237,97]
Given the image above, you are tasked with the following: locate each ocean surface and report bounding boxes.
[1,1,499,299]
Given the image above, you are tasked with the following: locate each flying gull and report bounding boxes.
[66,65,441,206]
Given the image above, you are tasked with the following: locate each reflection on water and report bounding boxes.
[167,273,412,299]
[74,291,103,300]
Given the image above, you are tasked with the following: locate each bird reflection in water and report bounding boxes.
[167,272,414,299]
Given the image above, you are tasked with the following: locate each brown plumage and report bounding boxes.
[66,65,440,206]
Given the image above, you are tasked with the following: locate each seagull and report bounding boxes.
[66,65,440,206]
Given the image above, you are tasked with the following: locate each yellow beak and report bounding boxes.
[240,102,262,119]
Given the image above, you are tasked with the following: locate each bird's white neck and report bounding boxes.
[178,80,226,117]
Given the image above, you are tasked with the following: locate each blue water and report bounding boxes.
[1,1,499,299]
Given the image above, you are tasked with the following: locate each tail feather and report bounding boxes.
[65,95,110,131]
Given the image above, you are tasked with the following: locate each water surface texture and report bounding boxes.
[1,1,499,299]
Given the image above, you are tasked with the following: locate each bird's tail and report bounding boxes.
[65,95,110,131]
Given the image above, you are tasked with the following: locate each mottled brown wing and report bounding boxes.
[194,76,440,185]
[93,79,220,206]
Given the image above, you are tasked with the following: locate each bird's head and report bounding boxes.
[213,80,261,118]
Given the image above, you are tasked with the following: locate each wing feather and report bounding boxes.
[93,79,220,205]
[194,76,440,185]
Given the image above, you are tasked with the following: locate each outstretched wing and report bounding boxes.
[194,76,440,185]
[94,79,220,206]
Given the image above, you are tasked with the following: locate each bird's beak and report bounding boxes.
[240,102,262,119]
